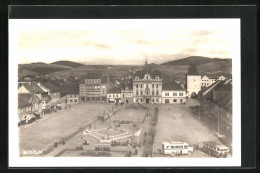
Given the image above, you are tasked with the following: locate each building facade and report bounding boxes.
[107,87,121,104]
[162,81,187,104]
[133,59,162,104]
[121,80,133,104]
[186,64,201,97]
[79,73,108,103]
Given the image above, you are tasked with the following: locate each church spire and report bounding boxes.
[145,57,149,73]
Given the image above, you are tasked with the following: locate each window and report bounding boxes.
[152,84,154,88]
[113,94,115,98]
[146,76,149,80]
[122,94,125,98]
[136,91,138,95]
[156,84,159,88]
[141,99,143,102]
[152,91,154,95]
[141,84,143,88]
[74,99,77,102]
[156,91,159,95]
[165,93,169,96]
[179,93,183,96]
[173,99,177,102]
[136,84,139,88]
[116,94,118,97]
[156,99,159,102]
[136,77,139,80]
[141,91,143,95]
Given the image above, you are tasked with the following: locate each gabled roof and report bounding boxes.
[133,69,164,79]
[60,84,79,97]
[199,80,224,100]
[186,64,200,75]
[162,81,184,91]
[216,92,232,111]
[23,83,45,94]
[41,81,60,92]
[107,87,121,94]
[18,93,32,108]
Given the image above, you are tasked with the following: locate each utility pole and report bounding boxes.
[218,105,220,135]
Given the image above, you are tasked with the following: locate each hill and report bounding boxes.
[161,56,231,66]
[51,61,84,68]
[19,63,72,75]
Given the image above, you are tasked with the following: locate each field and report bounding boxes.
[19,103,112,155]
[153,99,221,157]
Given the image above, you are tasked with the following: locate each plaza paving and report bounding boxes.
[153,99,221,157]
[19,100,225,157]
[18,103,112,155]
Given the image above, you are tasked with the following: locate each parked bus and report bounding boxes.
[162,141,193,156]
[202,141,230,158]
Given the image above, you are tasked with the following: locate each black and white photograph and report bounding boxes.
[9,18,241,167]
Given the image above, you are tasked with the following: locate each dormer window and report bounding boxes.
[156,77,159,80]
[135,77,139,80]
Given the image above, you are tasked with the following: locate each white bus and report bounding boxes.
[162,141,193,156]
[202,141,230,158]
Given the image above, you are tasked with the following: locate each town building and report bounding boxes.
[186,64,201,97]
[198,80,232,138]
[201,75,217,88]
[60,84,80,105]
[132,59,163,104]
[18,93,40,125]
[79,73,109,103]
[120,80,133,104]
[162,81,187,104]
[107,87,121,104]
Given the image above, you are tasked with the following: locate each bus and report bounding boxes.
[162,141,194,156]
[202,141,230,158]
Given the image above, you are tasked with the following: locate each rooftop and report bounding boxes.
[18,93,32,108]
[60,84,79,97]
[23,83,45,94]
[162,81,184,91]
[186,64,200,75]
[41,81,60,92]
[107,87,121,94]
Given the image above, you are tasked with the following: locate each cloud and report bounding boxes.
[192,30,213,36]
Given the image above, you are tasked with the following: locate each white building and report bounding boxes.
[162,81,187,104]
[107,87,121,104]
[186,64,201,97]
[201,75,217,87]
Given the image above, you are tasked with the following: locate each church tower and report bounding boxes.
[145,57,149,73]
[186,64,201,97]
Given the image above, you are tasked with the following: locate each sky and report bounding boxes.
[11,19,240,65]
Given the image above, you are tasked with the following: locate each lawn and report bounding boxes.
[19,103,112,154]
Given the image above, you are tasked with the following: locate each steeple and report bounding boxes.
[186,64,200,75]
[145,57,149,73]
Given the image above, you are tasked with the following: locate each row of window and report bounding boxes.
[108,94,120,98]
[164,93,184,96]
[81,86,101,89]
[135,77,160,80]
[135,84,160,88]
[136,90,159,96]
[136,98,160,103]
[69,99,78,103]
[85,79,101,84]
